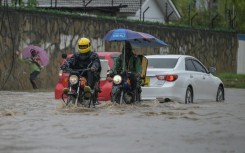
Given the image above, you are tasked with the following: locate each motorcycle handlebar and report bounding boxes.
[61,67,91,74]
[109,71,143,79]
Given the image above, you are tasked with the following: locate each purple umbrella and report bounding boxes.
[21,45,49,66]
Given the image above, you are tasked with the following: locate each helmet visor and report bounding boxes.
[79,45,89,49]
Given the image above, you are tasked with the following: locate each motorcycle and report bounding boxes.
[109,71,142,104]
[61,67,98,108]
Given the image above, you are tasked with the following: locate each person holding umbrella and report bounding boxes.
[109,41,142,91]
[16,49,44,89]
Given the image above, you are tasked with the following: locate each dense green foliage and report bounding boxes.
[2,0,38,8]
[172,0,245,33]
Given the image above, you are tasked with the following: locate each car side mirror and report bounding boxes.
[208,67,216,74]
[62,53,67,59]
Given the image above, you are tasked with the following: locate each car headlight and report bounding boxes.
[113,75,122,85]
[69,75,78,85]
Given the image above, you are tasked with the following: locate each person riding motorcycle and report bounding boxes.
[109,41,142,92]
[60,37,101,94]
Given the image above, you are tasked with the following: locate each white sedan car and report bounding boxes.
[141,55,225,103]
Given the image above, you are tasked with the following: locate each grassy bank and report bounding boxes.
[216,73,245,88]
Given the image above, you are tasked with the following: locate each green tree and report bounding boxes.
[172,0,245,32]
[233,0,245,33]
[27,0,38,8]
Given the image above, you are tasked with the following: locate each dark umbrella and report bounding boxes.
[127,31,167,47]
[103,28,167,47]
[103,28,167,70]
[21,45,49,66]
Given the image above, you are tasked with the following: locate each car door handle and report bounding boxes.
[202,76,205,79]
[190,75,193,78]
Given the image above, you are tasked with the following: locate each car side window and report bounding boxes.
[192,60,207,73]
[185,59,196,71]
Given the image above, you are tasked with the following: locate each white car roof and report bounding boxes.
[145,54,193,59]
[145,54,197,71]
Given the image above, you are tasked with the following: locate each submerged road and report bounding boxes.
[0,88,245,153]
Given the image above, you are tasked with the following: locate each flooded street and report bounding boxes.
[0,88,245,153]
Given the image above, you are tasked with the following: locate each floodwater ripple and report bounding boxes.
[0,89,245,153]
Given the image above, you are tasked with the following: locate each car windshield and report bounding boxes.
[111,54,120,63]
[99,56,105,59]
[147,58,178,68]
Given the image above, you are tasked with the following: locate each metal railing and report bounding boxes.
[1,0,117,7]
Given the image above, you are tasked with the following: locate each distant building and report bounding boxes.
[2,0,181,23]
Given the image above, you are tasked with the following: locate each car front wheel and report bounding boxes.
[216,86,224,102]
[185,86,193,104]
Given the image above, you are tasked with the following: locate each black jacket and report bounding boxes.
[64,51,101,73]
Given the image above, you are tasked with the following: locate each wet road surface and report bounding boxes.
[0,88,245,153]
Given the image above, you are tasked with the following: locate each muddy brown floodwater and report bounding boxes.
[0,88,245,153]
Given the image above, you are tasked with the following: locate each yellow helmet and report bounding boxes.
[77,37,91,53]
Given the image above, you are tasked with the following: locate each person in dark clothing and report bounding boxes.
[110,41,142,76]
[109,41,142,91]
[60,37,101,92]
